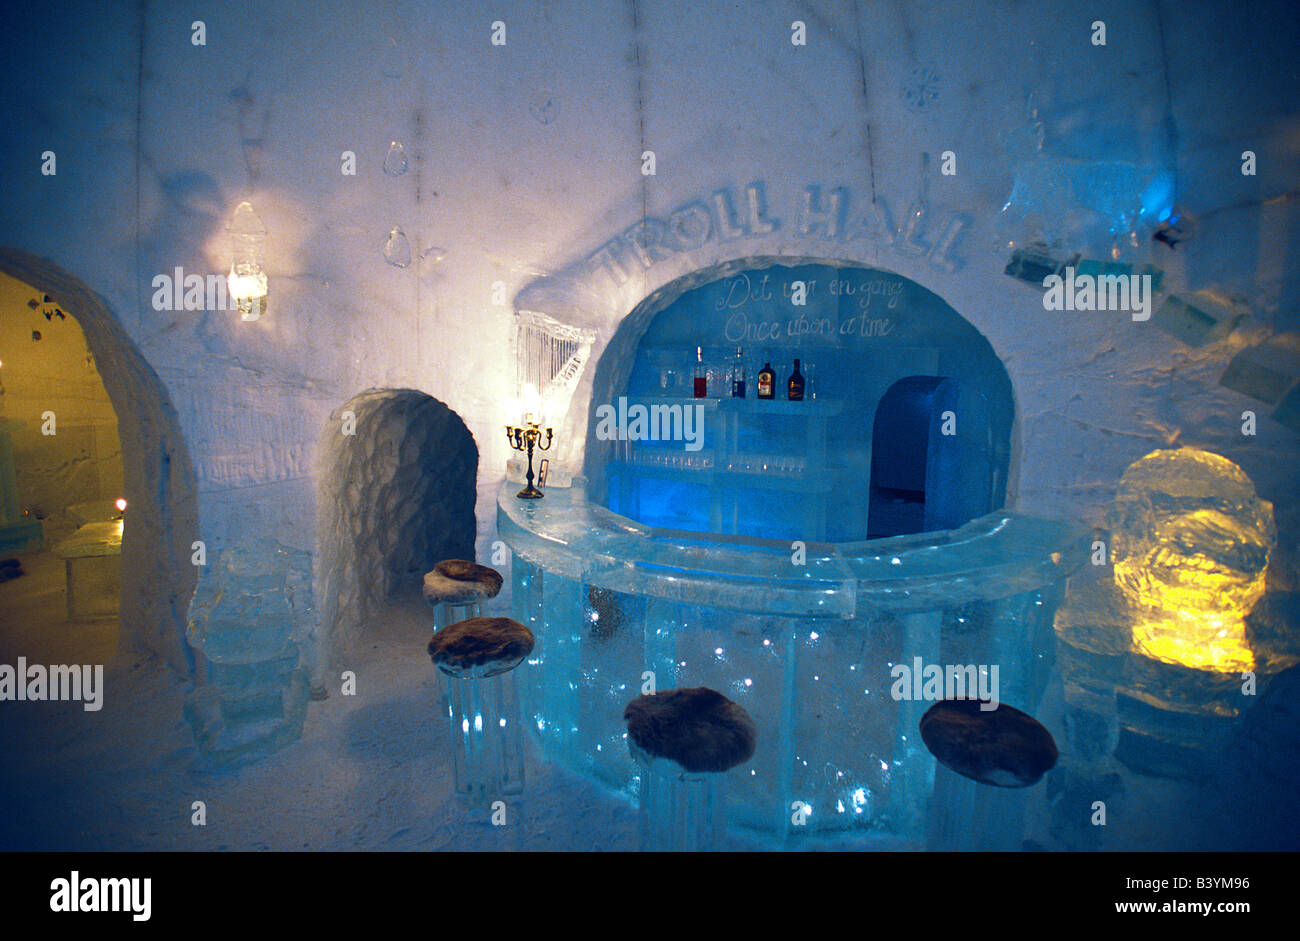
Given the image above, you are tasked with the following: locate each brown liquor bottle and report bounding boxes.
[756,361,776,399]
[787,359,805,400]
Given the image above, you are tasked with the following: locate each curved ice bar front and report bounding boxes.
[498,481,1088,847]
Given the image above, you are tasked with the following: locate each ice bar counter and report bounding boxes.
[498,479,1089,848]
[500,262,1095,846]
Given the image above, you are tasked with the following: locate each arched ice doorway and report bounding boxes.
[315,388,478,670]
[0,248,199,673]
[866,374,1002,538]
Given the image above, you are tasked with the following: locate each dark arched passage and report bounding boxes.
[315,388,478,666]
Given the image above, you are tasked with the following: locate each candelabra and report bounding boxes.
[505,421,553,499]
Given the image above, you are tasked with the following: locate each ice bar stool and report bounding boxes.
[422,560,504,707]
[428,616,535,806]
[623,687,756,852]
[422,559,504,629]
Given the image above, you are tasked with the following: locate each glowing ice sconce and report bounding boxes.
[114,498,127,515]
[227,201,268,322]
[1109,448,1275,673]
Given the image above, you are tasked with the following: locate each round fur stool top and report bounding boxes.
[623,687,756,851]
[427,616,534,678]
[422,559,504,607]
[919,698,1058,788]
[624,686,757,773]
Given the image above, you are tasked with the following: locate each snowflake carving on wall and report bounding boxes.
[529,89,557,125]
[900,64,941,112]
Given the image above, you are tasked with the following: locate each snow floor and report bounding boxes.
[0,549,1293,851]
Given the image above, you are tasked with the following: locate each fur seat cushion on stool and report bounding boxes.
[919,698,1058,788]
[421,559,504,606]
[623,687,757,774]
[427,616,534,677]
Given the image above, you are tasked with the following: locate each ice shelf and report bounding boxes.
[498,480,1089,848]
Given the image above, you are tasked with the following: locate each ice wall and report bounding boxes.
[0,0,1296,729]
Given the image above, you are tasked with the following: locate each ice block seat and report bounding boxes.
[625,687,756,850]
[51,519,123,620]
[625,686,757,773]
[428,617,534,806]
[499,479,1089,849]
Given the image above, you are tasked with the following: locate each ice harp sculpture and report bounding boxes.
[514,309,596,419]
[383,226,412,268]
[383,140,407,176]
[226,201,268,321]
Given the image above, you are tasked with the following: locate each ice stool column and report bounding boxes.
[427,617,535,808]
[422,560,505,705]
[920,699,1059,850]
[623,687,757,851]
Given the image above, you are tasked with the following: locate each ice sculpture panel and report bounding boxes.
[184,538,314,765]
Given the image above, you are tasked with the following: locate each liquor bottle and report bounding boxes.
[693,346,707,398]
[730,347,746,398]
[787,359,805,400]
[757,360,775,399]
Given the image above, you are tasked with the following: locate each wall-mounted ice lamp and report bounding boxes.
[227,201,268,322]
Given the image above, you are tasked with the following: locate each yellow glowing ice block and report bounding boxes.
[1109,449,1274,673]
